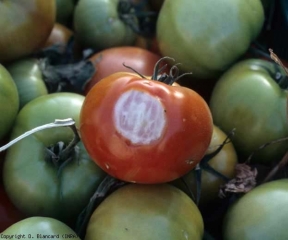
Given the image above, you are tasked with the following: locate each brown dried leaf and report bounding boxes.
[269,49,288,75]
[219,163,257,198]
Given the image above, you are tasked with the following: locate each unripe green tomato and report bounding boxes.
[6,58,48,109]
[85,184,204,240]
[3,93,106,227]
[0,65,19,140]
[2,217,80,239]
[210,59,288,164]
[156,0,265,79]
[73,0,136,50]
[223,179,288,240]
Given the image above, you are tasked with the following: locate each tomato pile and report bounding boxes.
[0,0,288,239]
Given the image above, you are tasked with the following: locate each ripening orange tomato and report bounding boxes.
[80,60,213,184]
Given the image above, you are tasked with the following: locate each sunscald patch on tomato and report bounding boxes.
[114,89,166,145]
[80,66,213,184]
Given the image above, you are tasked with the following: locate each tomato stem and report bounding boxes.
[0,118,76,153]
[152,57,193,85]
[122,56,193,85]
[151,56,174,80]
[122,62,146,79]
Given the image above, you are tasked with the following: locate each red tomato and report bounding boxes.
[80,66,213,184]
[84,46,162,94]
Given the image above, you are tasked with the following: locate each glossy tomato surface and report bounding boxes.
[6,58,48,109]
[156,0,264,78]
[2,217,80,239]
[0,65,19,140]
[74,0,136,50]
[85,46,162,94]
[80,72,213,183]
[223,179,288,240]
[210,59,288,164]
[0,0,56,62]
[85,184,204,240]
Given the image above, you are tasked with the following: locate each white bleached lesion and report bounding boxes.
[114,90,166,145]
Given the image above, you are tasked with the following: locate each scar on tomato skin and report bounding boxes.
[186,159,194,165]
[113,90,167,145]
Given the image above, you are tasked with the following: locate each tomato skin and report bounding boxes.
[2,217,80,239]
[0,0,56,62]
[3,93,106,227]
[0,65,19,140]
[80,72,213,183]
[223,179,288,240]
[6,58,48,109]
[85,184,204,240]
[156,0,264,79]
[209,59,288,164]
[85,46,162,94]
[74,0,136,50]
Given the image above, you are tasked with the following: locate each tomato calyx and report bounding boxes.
[118,0,157,38]
[46,121,80,182]
[45,141,79,179]
[0,118,81,200]
[124,56,193,85]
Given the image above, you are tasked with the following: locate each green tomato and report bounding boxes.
[85,184,204,240]
[209,59,288,164]
[3,93,106,228]
[223,179,288,240]
[0,64,19,140]
[156,0,264,79]
[6,58,48,109]
[1,217,80,239]
[73,0,136,50]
